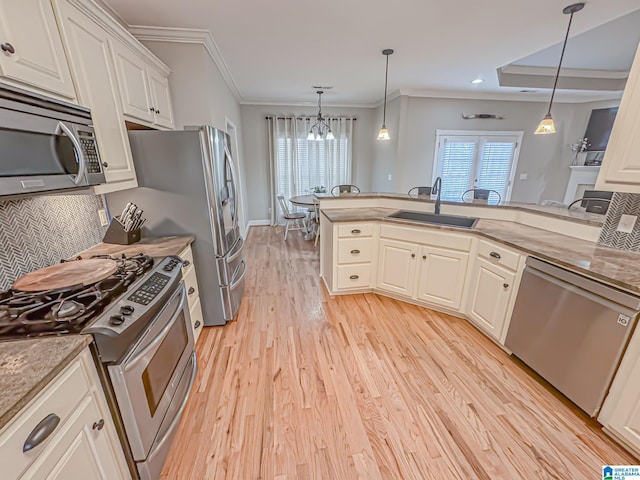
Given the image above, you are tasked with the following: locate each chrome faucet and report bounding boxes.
[432,176,442,215]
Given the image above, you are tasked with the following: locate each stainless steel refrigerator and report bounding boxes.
[107,126,245,326]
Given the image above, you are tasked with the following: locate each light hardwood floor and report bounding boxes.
[162,226,636,479]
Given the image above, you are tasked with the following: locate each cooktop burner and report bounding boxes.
[0,254,154,338]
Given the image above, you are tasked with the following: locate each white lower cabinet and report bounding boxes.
[599,325,640,456]
[0,347,129,479]
[377,238,419,297]
[416,246,468,310]
[179,244,204,341]
[466,257,517,341]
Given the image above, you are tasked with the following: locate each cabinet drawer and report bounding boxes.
[336,264,372,289]
[337,223,374,238]
[189,296,204,342]
[178,245,194,270]
[183,266,200,311]
[478,240,521,271]
[0,358,90,479]
[337,238,374,264]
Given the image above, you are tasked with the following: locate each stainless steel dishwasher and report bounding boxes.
[505,257,640,417]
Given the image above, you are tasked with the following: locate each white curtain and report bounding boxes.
[268,116,354,225]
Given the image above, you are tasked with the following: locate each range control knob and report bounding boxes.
[109,315,125,326]
[120,305,135,316]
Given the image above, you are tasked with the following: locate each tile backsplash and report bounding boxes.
[0,194,107,290]
[598,192,640,251]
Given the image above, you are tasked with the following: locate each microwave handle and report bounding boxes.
[55,122,86,185]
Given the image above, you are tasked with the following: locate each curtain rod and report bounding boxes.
[265,116,358,121]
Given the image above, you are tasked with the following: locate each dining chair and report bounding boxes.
[312,201,321,247]
[277,195,306,240]
[331,184,361,196]
[461,188,502,205]
[407,186,432,196]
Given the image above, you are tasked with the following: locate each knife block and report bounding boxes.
[102,218,141,245]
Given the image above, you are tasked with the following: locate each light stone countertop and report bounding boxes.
[0,335,92,431]
[322,207,640,294]
[316,193,605,226]
[75,235,195,259]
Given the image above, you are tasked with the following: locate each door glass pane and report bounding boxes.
[438,140,476,201]
[0,129,77,176]
[141,313,188,416]
[477,140,516,199]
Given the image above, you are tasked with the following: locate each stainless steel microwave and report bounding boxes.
[0,83,105,197]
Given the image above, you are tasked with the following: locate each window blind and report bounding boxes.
[439,139,477,202]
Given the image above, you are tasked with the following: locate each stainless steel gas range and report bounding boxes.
[0,254,196,480]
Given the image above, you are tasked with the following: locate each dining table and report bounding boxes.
[289,194,319,240]
[289,194,318,208]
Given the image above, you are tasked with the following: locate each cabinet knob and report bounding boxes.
[183,260,191,267]
[92,419,105,431]
[188,286,195,295]
[490,251,501,259]
[23,414,60,452]
[503,283,509,289]
[102,161,108,168]
[349,275,359,280]
[194,320,201,329]
[411,253,416,258]
[156,109,160,115]
[422,255,427,260]
[149,107,154,112]
[1,42,15,54]
[351,229,361,234]
[350,249,360,254]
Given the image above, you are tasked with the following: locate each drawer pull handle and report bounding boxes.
[349,275,359,280]
[503,283,509,289]
[92,419,105,431]
[351,229,361,234]
[1,42,15,54]
[23,414,60,452]
[350,249,360,254]
[194,320,201,329]
[489,251,501,259]
[188,287,196,295]
[182,260,191,267]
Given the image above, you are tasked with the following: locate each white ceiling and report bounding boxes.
[102,0,640,106]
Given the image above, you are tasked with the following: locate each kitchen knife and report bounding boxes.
[130,211,143,230]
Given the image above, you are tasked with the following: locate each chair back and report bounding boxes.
[331,184,361,196]
[408,186,432,196]
[277,195,291,216]
[462,188,502,205]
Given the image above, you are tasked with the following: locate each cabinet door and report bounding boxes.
[467,257,516,341]
[416,246,468,310]
[377,239,419,297]
[595,42,640,192]
[148,67,174,129]
[0,0,75,99]
[22,395,126,480]
[110,39,154,124]
[53,0,137,185]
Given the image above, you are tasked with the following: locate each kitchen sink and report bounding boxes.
[386,210,478,228]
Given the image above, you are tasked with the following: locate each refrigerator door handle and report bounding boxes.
[226,237,244,264]
[229,260,247,291]
[224,144,240,233]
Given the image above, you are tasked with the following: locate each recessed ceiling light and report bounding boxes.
[471,78,484,84]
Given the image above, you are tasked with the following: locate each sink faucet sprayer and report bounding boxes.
[432,176,442,215]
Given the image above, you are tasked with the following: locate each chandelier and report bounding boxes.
[307,90,334,141]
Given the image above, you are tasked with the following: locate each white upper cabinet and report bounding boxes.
[595,42,640,193]
[53,0,137,189]
[148,67,174,129]
[0,0,76,100]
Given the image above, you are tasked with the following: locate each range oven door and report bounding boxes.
[108,281,195,463]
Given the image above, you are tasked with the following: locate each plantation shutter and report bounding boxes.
[476,137,518,200]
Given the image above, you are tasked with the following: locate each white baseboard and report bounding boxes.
[247,220,271,228]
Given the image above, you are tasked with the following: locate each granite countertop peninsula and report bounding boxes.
[0,335,92,431]
[75,235,195,259]
[322,207,640,294]
[316,192,605,227]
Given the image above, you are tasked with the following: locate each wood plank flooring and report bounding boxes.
[161,226,636,479]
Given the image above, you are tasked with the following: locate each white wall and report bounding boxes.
[371,95,619,203]
[240,104,377,222]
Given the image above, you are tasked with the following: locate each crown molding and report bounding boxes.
[499,65,629,79]
[127,26,243,102]
[239,99,374,108]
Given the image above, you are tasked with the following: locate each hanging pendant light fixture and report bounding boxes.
[307,90,334,141]
[377,49,394,141]
[534,2,584,135]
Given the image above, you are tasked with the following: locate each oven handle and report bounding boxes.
[123,287,187,371]
[148,352,197,453]
[55,121,86,185]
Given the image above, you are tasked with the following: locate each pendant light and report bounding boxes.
[377,49,394,141]
[307,90,334,141]
[534,3,584,135]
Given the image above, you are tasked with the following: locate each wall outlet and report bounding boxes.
[519,173,528,180]
[388,174,392,181]
[98,209,109,227]
[268,207,272,214]
[617,214,637,234]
